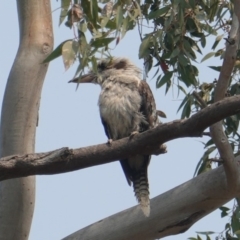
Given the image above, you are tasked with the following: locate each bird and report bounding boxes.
[69,57,160,217]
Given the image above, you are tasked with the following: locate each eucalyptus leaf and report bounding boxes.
[201,52,215,62]
[62,40,77,70]
[116,5,123,30]
[148,5,171,19]
[90,37,115,48]
[156,71,173,89]
[59,0,71,26]
[43,40,71,63]
[139,36,152,59]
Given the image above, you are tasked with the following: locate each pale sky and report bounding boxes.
[0,2,233,240]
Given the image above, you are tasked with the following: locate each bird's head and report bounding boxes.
[68,57,142,85]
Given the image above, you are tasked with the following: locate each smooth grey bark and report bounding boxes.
[63,163,238,240]
[0,1,53,239]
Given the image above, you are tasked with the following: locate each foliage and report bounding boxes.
[189,203,240,240]
[46,0,240,238]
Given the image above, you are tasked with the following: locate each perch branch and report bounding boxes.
[0,95,240,181]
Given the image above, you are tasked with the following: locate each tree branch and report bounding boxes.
[1,95,240,181]
[210,8,240,192]
[62,159,240,240]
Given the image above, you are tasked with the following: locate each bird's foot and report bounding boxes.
[129,131,139,139]
[107,139,113,145]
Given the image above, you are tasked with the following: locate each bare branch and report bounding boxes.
[62,161,240,240]
[0,95,240,181]
[210,9,240,192]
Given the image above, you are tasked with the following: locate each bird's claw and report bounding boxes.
[107,139,113,145]
[129,131,139,139]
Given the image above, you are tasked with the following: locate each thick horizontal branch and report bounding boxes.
[62,161,240,240]
[0,95,240,181]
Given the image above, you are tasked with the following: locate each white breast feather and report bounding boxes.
[98,79,144,139]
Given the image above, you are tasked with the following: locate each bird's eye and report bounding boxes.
[98,62,106,71]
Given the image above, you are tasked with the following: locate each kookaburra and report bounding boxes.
[69,58,159,217]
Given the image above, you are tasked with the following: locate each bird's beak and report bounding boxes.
[68,74,95,84]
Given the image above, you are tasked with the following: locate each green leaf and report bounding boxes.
[79,22,88,32]
[204,138,214,148]
[196,159,212,176]
[177,85,187,96]
[116,5,123,30]
[193,146,216,176]
[196,231,215,235]
[170,47,180,58]
[178,53,189,66]
[183,37,197,58]
[188,0,196,8]
[232,207,240,235]
[225,223,231,230]
[148,5,171,19]
[43,40,71,63]
[144,56,153,76]
[197,234,202,240]
[178,64,198,87]
[139,36,151,59]
[100,17,110,28]
[196,11,207,21]
[164,32,174,50]
[62,40,78,70]
[90,37,115,48]
[201,35,206,48]
[156,72,173,89]
[151,67,160,80]
[78,32,88,55]
[91,56,98,73]
[201,52,215,62]
[177,94,190,113]
[212,34,224,50]
[181,96,192,119]
[200,23,217,35]
[208,66,221,72]
[165,79,171,94]
[219,206,230,218]
[90,0,99,25]
[121,17,129,39]
[59,0,71,26]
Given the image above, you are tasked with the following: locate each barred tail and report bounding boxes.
[133,170,150,217]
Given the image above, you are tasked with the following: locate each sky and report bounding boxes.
[0,1,233,240]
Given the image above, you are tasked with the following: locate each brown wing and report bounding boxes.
[138,80,159,130]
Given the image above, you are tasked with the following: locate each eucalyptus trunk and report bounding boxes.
[0,1,53,239]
